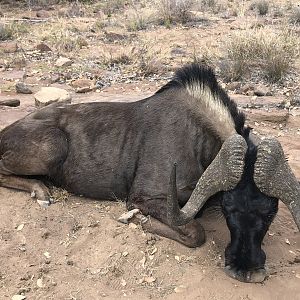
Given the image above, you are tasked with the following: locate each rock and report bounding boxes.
[104,31,127,42]
[170,47,187,56]
[36,43,52,52]
[37,199,50,208]
[12,296,26,300]
[118,209,140,224]
[51,74,61,83]
[34,87,71,108]
[37,278,45,288]
[238,83,254,94]
[254,84,272,96]
[227,81,241,91]
[71,79,95,93]
[0,99,20,107]
[55,57,73,68]
[174,285,187,293]
[0,41,18,53]
[36,10,50,18]
[16,82,33,94]
[246,109,289,125]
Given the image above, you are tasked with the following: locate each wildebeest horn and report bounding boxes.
[254,138,300,231]
[167,134,247,226]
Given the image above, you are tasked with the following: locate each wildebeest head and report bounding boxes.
[167,133,300,283]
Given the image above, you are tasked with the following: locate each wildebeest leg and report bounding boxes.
[127,199,205,248]
[0,173,50,203]
[0,127,68,204]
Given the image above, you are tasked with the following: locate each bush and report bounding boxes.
[224,28,299,82]
[125,8,149,31]
[0,24,13,41]
[290,6,300,24]
[158,0,194,25]
[256,0,269,16]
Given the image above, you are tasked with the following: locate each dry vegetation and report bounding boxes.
[0,0,298,93]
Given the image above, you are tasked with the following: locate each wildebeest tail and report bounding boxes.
[156,63,245,141]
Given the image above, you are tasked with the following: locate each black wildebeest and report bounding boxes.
[0,64,299,283]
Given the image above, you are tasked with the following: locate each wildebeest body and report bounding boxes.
[1,64,299,284]
[0,89,220,205]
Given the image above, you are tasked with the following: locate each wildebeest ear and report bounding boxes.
[242,126,252,138]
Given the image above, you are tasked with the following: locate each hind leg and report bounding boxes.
[0,126,68,205]
[0,173,50,206]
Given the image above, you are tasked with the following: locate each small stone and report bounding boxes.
[34,87,71,108]
[120,278,127,287]
[238,84,254,94]
[294,256,300,263]
[12,296,26,300]
[36,43,52,52]
[285,239,291,245]
[36,10,50,18]
[118,209,140,224]
[17,224,24,231]
[0,99,20,107]
[0,41,18,53]
[128,223,137,229]
[254,84,272,97]
[51,74,60,83]
[174,285,187,293]
[55,57,73,67]
[66,260,74,266]
[170,47,187,56]
[37,200,50,208]
[227,81,241,91]
[37,278,45,288]
[144,276,156,283]
[71,79,95,93]
[16,82,33,94]
[43,251,51,258]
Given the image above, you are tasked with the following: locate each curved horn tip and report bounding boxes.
[255,136,300,232]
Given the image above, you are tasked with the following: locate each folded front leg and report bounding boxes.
[126,198,205,248]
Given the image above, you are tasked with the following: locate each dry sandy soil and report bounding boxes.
[1,1,300,299]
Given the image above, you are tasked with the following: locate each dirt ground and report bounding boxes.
[1,1,300,299]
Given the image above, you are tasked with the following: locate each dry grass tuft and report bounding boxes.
[134,43,165,76]
[50,187,70,204]
[290,6,300,24]
[37,20,88,53]
[157,0,194,25]
[125,7,150,31]
[256,0,269,15]
[223,28,299,82]
[0,23,13,41]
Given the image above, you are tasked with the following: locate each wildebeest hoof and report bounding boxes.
[224,265,267,283]
[178,219,206,248]
[31,184,51,208]
[118,208,140,224]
